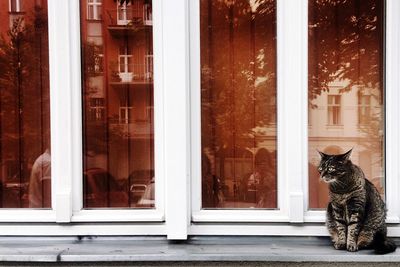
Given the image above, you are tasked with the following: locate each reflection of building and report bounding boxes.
[81,0,154,182]
[0,0,50,208]
[308,80,384,208]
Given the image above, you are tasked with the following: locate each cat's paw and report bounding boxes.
[333,241,346,250]
[347,242,358,252]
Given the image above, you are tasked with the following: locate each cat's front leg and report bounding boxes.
[334,221,347,250]
[328,203,347,249]
[346,210,363,252]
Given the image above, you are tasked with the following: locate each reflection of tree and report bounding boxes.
[83,42,103,77]
[0,6,49,207]
[309,0,384,150]
[81,39,108,156]
[201,0,276,156]
[308,0,384,209]
[200,0,277,207]
[309,0,383,98]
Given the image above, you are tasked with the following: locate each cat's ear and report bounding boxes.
[340,149,353,161]
[317,150,328,159]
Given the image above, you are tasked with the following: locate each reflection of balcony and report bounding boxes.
[106,6,152,37]
[109,119,153,139]
[110,61,153,86]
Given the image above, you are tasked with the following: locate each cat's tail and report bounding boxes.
[373,230,397,254]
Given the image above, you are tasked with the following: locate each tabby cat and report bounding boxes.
[318,149,396,254]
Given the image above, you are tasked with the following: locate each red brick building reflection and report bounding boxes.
[0,0,50,208]
[80,0,154,208]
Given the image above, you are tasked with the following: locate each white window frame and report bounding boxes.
[118,47,133,82]
[69,0,166,225]
[0,0,399,239]
[189,0,306,225]
[0,0,171,236]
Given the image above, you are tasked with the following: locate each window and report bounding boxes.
[327,95,341,126]
[0,0,50,209]
[1,0,399,240]
[87,0,102,20]
[198,0,277,210]
[308,0,385,210]
[81,0,155,211]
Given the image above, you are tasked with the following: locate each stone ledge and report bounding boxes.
[0,236,398,262]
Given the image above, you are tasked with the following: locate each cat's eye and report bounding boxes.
[328,167,334,172]
[318,167,323,172]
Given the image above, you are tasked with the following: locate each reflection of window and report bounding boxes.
[9,0,21,12]
[119,106,133,124]
[143,3,152,25]
[145,54,153,80]
[117,2,132,25]
[358,92,371,125]
[327,95,341,125]
[118,46,133,82]
[87,0,102,20]
[119,46,132,74]
[88,98,105,121]
[94,53,104,73]
[85,44,103,75]
[144,106,153,122]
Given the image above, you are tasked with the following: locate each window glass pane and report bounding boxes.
[81,0,154,209]
[200,0,277,209]
[0,1,50,208]
[308,0,384,209]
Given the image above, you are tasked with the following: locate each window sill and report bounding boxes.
[1,236,399,263]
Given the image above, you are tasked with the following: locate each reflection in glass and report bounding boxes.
[81,0,154,208]
[0,0,50,208]
[308,0,384,209]
[200,0,277,209]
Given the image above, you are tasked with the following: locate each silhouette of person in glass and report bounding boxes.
[29,148,51,208]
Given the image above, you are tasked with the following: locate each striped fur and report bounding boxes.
[318,149,396,254]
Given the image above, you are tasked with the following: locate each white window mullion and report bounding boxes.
[384,0,400,224]
[163,0,190,239]
[48,0,78,223]
[278,0,307,223]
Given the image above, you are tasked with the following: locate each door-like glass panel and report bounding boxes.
[0,1,50,208]
[308,0,384,209]
[200,0,277,209]
[81,0,154,208]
